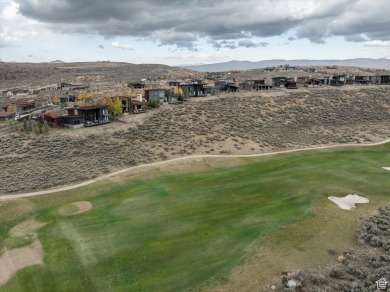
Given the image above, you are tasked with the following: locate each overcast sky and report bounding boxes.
[1,0,390,65]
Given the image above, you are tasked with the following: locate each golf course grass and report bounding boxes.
[1,143,390,291]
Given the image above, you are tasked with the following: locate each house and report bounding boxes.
[145,89,166,103]
[203,86,213,96]
[180,81,207,97]
[166,93,181,104]
[214,80,239,93]
[324,75,346,86]
[76,105,109,126]
[285,80,297,89]
[9,99,35,113]
[304,68,317,73]
[297,77,323,87]
[272,77,297,88]
[43,111,64,127]
[167,80,181,87]
[118,96,132,113]
[240,79,273,91]
[130,100,148,113]
[346,75,372,85]
[127,82,145,89]
[63,108,85,129]
[372,75,390,85]
[59,95,77,103]
[0,111,16,122]
[225,83,239,92]
[272,77,287,87]
[34,99,50,108]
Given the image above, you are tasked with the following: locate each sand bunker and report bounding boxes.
[383,167,390,171]
[10,219,47,237]
[328,194,369,210]
[0,239,44,285]
[59,201,92,216]
[0,218,47,286]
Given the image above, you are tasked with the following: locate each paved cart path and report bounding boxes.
[2,138,390,200]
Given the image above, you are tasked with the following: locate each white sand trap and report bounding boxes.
[383,167,390,171]
[0,238,44,285]
[10,219,48,237]
[59,201,92,216]
[328,194,369,210]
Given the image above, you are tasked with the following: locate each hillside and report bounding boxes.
[183,58,390,72]
[0,62,203,89]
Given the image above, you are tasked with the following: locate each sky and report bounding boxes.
[0,0,390,66]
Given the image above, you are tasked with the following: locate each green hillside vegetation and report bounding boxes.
[1,143,390,291]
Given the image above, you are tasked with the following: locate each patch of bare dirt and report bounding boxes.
[10,219,48,237]
[0,218,47,286]
[59,201,92,216]
[0,238,44,285]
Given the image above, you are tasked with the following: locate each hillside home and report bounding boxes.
[145,89,166,103]
[59,95,77,103]
[214,80,239,93]
[43,111,64,127]
[372,75,390,85]
[167,80,181,87]
[324,75,345,86]
[180,81,207,97]
[346,75,372,85]
[9,99,35,113]
[127,82,145,89]
[76,105,109,126]
[0,111,16,122]
[63,108,85,129]
[240,79,273,91]
[131,100,148,113]
[272,77,287,87]
[297,77,323,87]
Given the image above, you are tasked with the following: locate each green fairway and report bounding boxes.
[1,144,390,291]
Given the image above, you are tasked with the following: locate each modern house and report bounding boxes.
[324,75,346,86]
[272,77,297,89]
[43,111,64,127]
[372,75,390,85]
[179,81,208,97]
[9,99,35,113]
[145,89,166,103]
[297,77,323,87]
[345,75,372,85]
[240,79,273,91]
[63,108,85,129]
[127,82,146,89]
[214,80,239,93]
[130,100,148,113]
[76,105,109,126]
[0,111,16,122]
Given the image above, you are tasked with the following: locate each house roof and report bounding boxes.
[77,105,108,110]
[0,111,15,118]
[131,100,148,105]
[44,111,63,119]
[145,88,165,92]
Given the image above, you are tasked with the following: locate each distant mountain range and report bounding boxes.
[182,58,390,72]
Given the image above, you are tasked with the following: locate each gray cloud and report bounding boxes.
[98,44,104,49]
[238,40,269,48]
[345,35,367,43]
[13,0,390,49]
